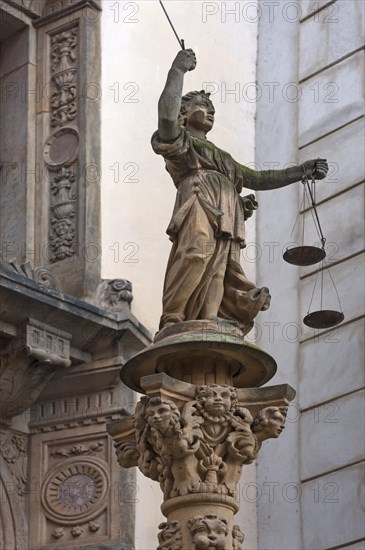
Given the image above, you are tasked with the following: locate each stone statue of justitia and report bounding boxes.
[152,49,328,331]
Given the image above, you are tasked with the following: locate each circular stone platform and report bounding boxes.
[120,320,277,393]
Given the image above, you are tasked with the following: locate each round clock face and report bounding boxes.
[41,458,109,525]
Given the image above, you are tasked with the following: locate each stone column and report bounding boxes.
[108,321,295,549]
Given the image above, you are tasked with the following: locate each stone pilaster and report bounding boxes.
[33,0,102,299]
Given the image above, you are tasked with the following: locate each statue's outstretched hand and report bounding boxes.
[301,158,329,180]
[171,49,197,73]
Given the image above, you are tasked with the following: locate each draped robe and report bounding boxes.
[151,128,271,329]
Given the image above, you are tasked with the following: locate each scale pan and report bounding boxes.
[303,310,344,329]
[283,246,326,266]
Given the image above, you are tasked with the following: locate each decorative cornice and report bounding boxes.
[29,401,128,432]
[0,267,151,342]
[0,258,60,290]
[34,0,101,27]
[2,0,43,19]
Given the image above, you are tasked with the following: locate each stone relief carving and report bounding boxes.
[251,406,288,445]
[232,525,245,550]
[51,73,77,127]
[33,266,60,288]
[50,28,78,127]
[0,432,27,496]
[52,527,65,539]
[50,217,76,261]
[115,386,288,501]
[0,258,60,290]
[48,151,77,262]
[88,521,100,533]
[46,24,79,263]
[71,526,83,537]
[98,279,133,311]
[51,27,78,72]
[51,442,104,457]
[41,458,109,525]
[188,514,229,550]
[157,520,183,550]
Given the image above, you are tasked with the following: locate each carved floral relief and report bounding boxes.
[0,432,28,496]
[46,25,79,263]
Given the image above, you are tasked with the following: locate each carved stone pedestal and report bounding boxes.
[108,322,295,550]
[160,494,242,549]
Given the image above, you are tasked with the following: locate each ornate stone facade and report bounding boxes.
[0,3,146,547]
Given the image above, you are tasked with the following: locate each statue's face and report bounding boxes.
[191,516,227,549]
[203,387,232,415]
[257,408,286,438]
[266,409,286,437]
[185,96,215,133]
[147,402,173,432]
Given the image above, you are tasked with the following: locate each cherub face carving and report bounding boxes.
[252,406,287,440]
[196,385,237,417]
[188,514,228,549]
[146,398,180,434]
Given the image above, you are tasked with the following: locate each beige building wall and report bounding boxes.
[256,1,364,549]
[102,1,364,549]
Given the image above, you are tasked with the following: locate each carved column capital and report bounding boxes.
[108,321,296,549]
[108,374,293,549]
